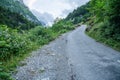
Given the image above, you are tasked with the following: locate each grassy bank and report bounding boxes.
[86,22,120,51]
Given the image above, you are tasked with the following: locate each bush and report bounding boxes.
[52,20,74,33]
[27,26,55,45]
[0,62,13,80]
[0,25,58,61]
[87,22,120,51]
[0,25,31,61]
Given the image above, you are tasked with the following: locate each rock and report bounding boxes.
[117,60,120,63]
[41,77,50,80]
[39,67,45,73]
[50,53,55,56]
[19,62,27,66]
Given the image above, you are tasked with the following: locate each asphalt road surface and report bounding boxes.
[13,25,120,80]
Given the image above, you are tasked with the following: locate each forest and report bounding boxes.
[65,2,90,24]
[0,6,38,30]
[0,0,41,24]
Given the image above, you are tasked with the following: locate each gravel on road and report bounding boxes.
[13,25,120,80]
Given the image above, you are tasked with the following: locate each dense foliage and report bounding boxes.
[0,6,38,30]
[0,0,41,25]
[0,24,56,79]
[0,25,55,61]
[86,0,120,50]
[107,0,120,41]
[66,2,91,24]
[88,0,120,40]
[52,19,74,33]
[0,25,31,61]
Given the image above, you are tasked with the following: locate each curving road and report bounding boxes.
[67,25,120,80]
[13,25,120,80]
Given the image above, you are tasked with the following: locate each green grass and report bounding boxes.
[86,22,120,51]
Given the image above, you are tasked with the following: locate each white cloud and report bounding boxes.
[24,0,37,7]
[23,0,89,18]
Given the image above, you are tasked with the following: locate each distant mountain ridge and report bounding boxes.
[0,0,41,25]
[32,10,54,26]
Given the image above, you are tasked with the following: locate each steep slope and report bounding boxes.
[0,6,37,30]
[0,0,41,25]
[86,0,120,51]
[65,2,90,24]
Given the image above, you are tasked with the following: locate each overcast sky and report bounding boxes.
[23,0,89,18]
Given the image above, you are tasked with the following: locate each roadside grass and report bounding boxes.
[86,22,120,51]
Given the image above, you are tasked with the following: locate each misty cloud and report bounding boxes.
[23,0,89,25]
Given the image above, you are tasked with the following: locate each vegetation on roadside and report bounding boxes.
[86,0,120,51]
[0,19,74,80]
[52,19,75,33]
[86,22,120,51]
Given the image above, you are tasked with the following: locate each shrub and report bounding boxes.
[0,25,30,61]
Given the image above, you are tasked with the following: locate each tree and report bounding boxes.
[89,0,107,22]
[107,0,120,40]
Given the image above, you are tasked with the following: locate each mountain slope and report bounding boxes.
[0,6,37,30]
[65,2,90,24]
[86,0,120,51]
[0,0,41,25]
